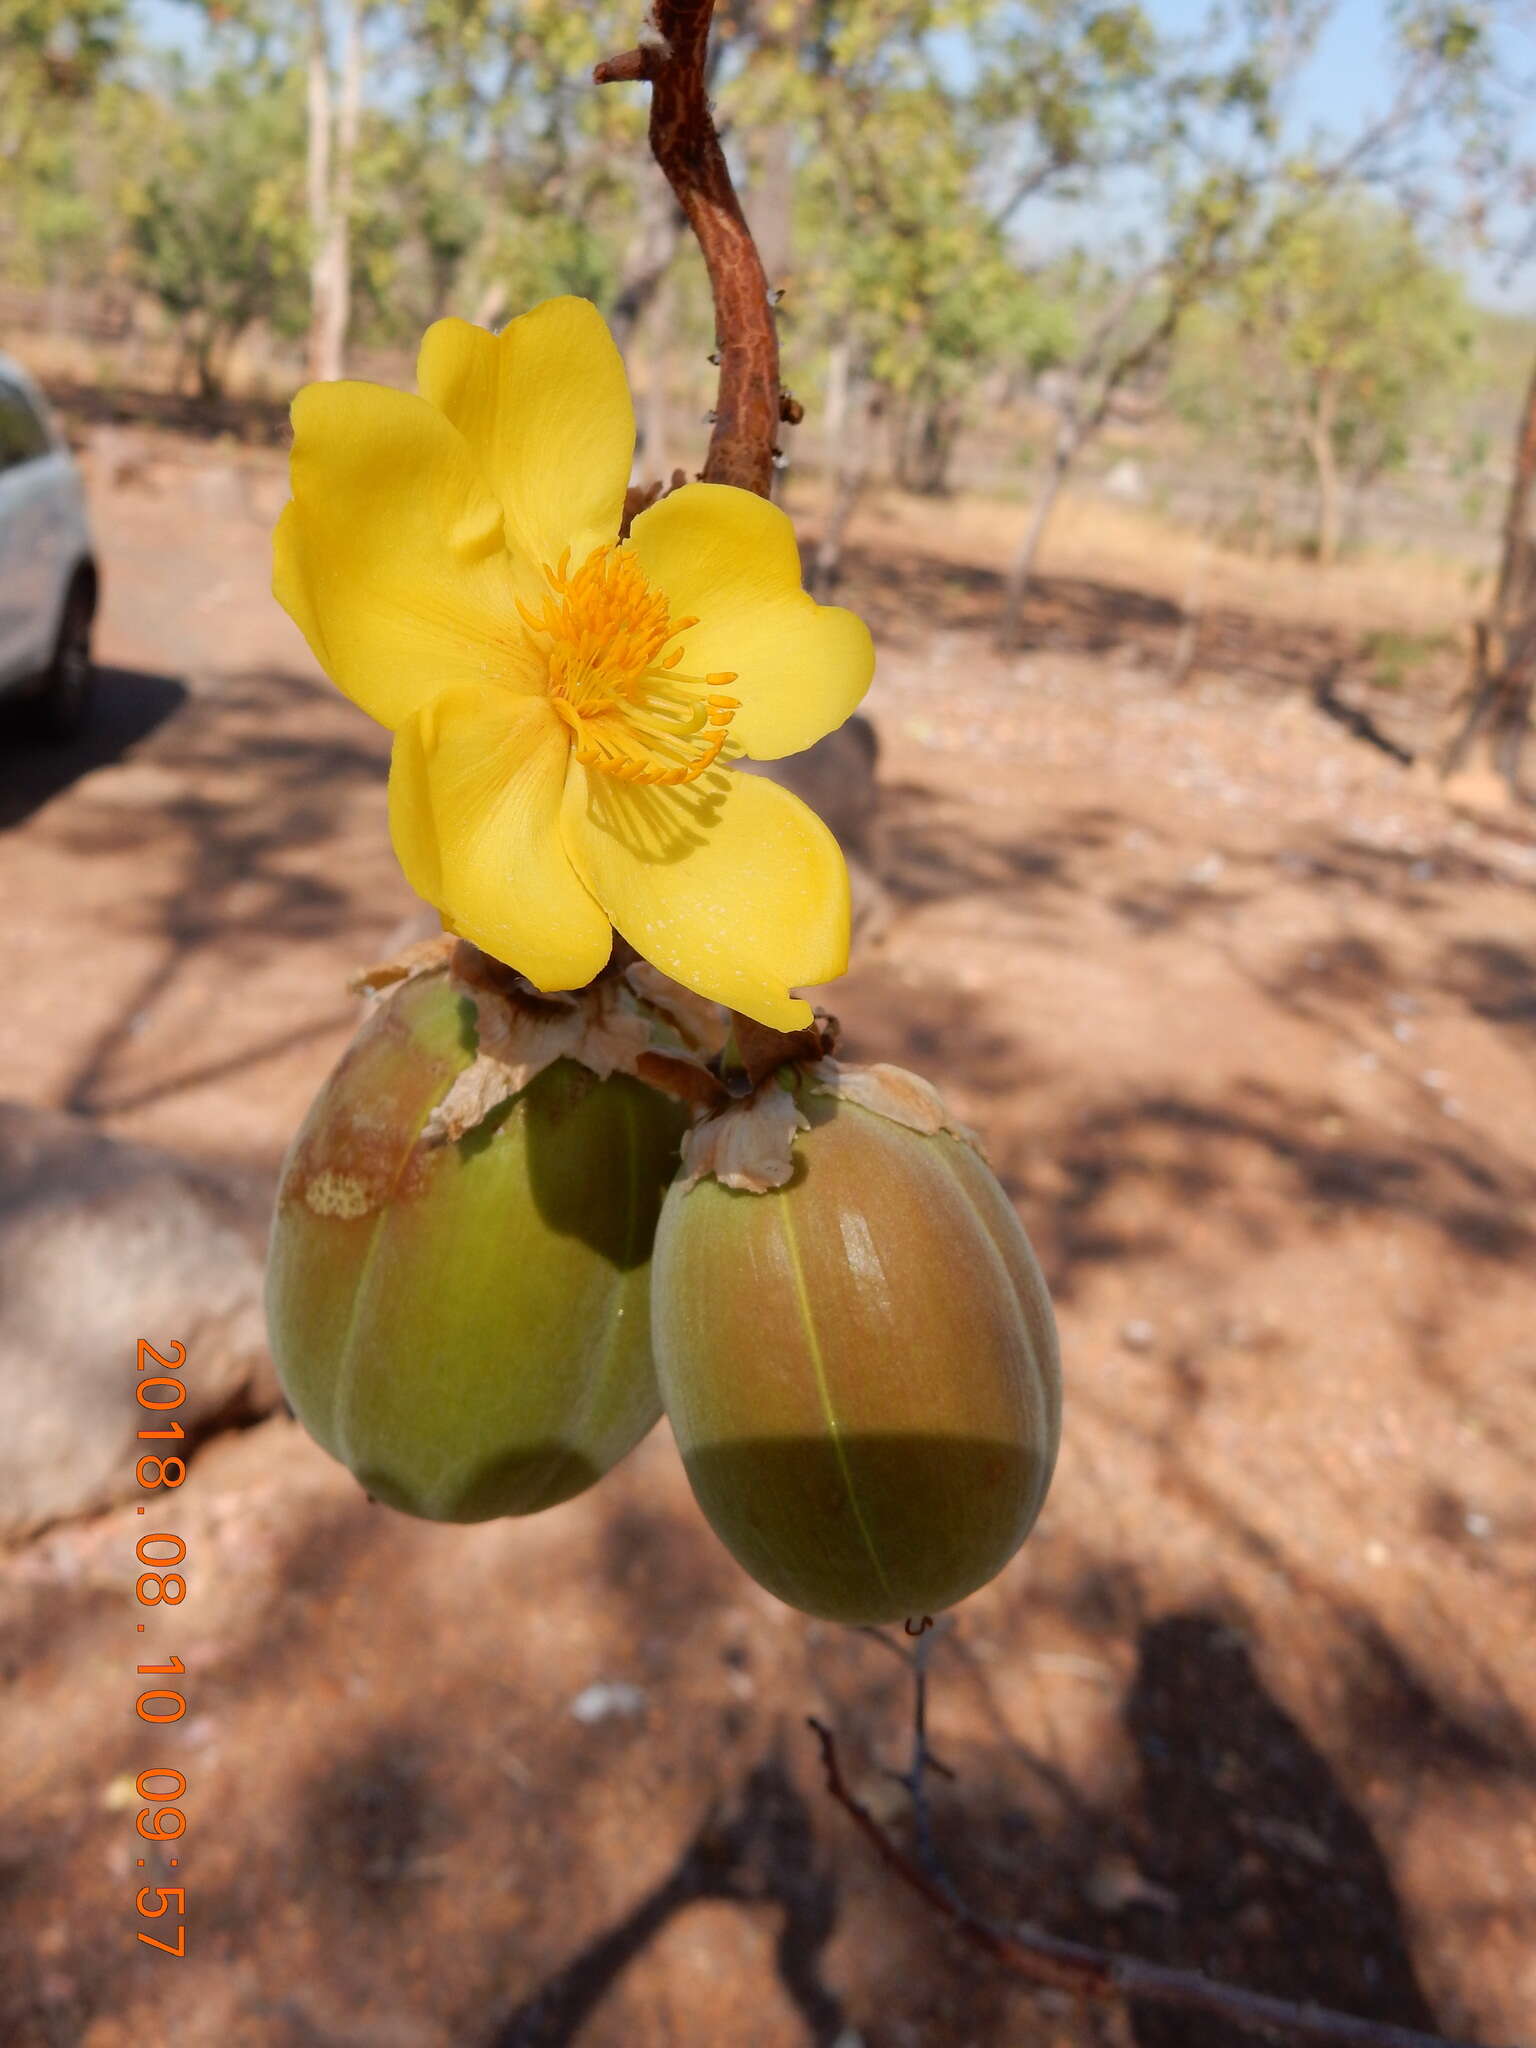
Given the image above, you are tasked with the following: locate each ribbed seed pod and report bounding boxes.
[652,1083,1060,1624]
[266,969,687,1521]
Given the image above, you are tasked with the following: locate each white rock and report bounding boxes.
[569,1680,647,1724]
[0,1102,278,1542]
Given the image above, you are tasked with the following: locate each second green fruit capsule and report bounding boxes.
[652,1076,1061,1625]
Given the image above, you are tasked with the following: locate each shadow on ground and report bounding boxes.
[43,374,293,447]
[486,1758,845,2048]
[481,1600,1452,2046]
[10,663,394,1122]
[921,1607,1444,2047]
[0,665,187,829]
[838,540,1357,699]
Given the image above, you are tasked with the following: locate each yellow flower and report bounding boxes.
[273,297,874,1030]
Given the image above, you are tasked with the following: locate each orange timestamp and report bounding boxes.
[132,1338,191,1959]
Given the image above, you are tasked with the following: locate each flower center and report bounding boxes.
[517,545,739,786]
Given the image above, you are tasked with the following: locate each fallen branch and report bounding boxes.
[807,1712,1515,2048]
[596,1,784,496]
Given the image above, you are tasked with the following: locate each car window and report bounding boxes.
[0,380,53,469]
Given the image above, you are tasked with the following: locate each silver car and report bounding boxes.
[0,353,97,740]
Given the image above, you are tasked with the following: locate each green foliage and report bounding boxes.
[123,63,309,393]
[798,81,1070,404]
[0,0,126,156]
[0,0,130,279]
[0,0,1522,542]
[1174,195,1476,552]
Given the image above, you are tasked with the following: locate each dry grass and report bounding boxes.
[824,482,1489,643]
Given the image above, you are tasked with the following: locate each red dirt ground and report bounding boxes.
[2,427,1534,2048]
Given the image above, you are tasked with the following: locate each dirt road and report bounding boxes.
[3,435,1534,2047]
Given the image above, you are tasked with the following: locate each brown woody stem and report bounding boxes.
[808,1716,1512,2048]
[596,1,782,497]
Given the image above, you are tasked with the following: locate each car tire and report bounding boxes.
[31,579,95,743]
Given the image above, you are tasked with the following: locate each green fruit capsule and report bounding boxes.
[652,1082,1061,1624]
[266,969,688,1521]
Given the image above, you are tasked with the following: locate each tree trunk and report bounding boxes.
[308,0,362,383]
[193,326,222,406]
[1169,524,1215,686]
[1441,347,1536,798]
[1313,438,1342,565]
[304,4,334,383]
[999,424,1077,650]
[638,273,674,484]
[746,121,795,294]
[898,394,957,497]
[1297,371,1343,565]
[305,0,362,383]
[609,177,685,355]
[809,339,870,599]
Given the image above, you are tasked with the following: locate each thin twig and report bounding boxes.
[596,1,783,497]
[877,1619,958,1887]
[807,1712,1517,2048]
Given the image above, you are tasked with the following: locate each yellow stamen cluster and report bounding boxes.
[518,545,739,786]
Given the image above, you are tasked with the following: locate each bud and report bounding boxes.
[266,961,689,1521]
[651,1067,1061,1624]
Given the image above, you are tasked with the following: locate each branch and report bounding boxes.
[807,1708,1517,2048]
[988,147,1075,232]
[598,0,815,1068]
[596,2,784,497]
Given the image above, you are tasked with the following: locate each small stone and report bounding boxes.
[1121,1319,1157,1352]
[569,1680,647,1724]
[1082,1853,1179,1914]
[1465,1512,1493,1540]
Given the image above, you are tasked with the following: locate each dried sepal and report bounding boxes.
[732,1010,839,1089]
[678,1080,809,1192]
[806,1058,981,1152]
[624,961,730,1056]
[343,938,724,1145]
[674,1054,980,1196]
[349,931,456,997]
[429,968,656,1144]
[635,1047,732,1117]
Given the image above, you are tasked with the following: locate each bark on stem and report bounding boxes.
[596,2,782,498]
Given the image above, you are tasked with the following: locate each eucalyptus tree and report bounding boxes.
[995,0,1509,645]
[1175,196,1474,562]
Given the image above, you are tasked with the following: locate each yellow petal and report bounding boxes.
[628,484,874,760]
[559,761,849,1030]
[390,685,612,993]
[274,381,538,731]
[417,299,634,573]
